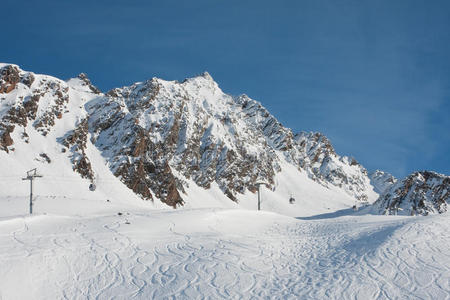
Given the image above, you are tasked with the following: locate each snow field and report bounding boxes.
[0,205,449,299]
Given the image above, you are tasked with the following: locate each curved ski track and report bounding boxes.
[0,211,449,299]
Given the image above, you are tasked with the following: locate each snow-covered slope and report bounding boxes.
[369,170,397,194]
[0,63,379,215]
[1,203,449,299]
[372,171,450,216]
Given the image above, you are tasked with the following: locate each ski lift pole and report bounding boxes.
[255,180,266,211]
[22,168,43,214]
[258,185,261,211]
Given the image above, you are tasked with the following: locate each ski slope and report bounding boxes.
[0,198,449,299]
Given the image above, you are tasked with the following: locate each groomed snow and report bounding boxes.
[0,197,449,299]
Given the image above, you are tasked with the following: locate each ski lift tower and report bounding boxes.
[255,179,267,211]
[22,168,43,214]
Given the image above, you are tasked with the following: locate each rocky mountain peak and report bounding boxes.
[71,73,101,94]
[200,71,213,81]
[1,63,384,209]
[180,72,220,94]
[373,171,450,215]
[0,64,35,93]
[0,65,69,151]
[77,73,88,80]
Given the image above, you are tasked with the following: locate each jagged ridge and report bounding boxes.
[373,171,450,215]
[0,64,383,208]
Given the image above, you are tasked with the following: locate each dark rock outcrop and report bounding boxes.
[60,119,95,181]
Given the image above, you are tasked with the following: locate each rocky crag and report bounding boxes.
[373,171,450,216]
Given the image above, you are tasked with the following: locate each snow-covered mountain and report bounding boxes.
[87,73,380,207]
[4,63,447,215]
[369,170,397,194]
[372,171,450,216]
[0,63,379,213]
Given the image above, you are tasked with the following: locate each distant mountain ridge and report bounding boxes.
[372,171,449,216]
[1,63,448,215]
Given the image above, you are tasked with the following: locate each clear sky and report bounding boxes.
[2,0,449,178]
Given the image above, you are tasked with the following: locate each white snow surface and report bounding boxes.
[0,198,449,299]
[369,170,397,195]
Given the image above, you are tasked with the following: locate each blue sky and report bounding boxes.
[2,0,449,178]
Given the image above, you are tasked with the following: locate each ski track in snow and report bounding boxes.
[0,210,449,299]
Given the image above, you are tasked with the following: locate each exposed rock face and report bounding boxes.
[0,64,70,152]
[0,125,14,151]
[0,65,28,151]
[77,73,101,94]
[291,132,373,202]
[369,170,397,194]
[84,74,376,205]
[0,65,22,93]
[373,171,450,215]
[60,119,94,181]
[32,80,69,136]
[38,152,51,163]
[0,63,380,208]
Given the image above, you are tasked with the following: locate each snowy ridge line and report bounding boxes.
[1,63,449,215]
[372,171,450,216]
[0,63,381,213]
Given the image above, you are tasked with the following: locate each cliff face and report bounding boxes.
[373,171,450,216]
[0,64,69,152]
[1,64,379,208]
